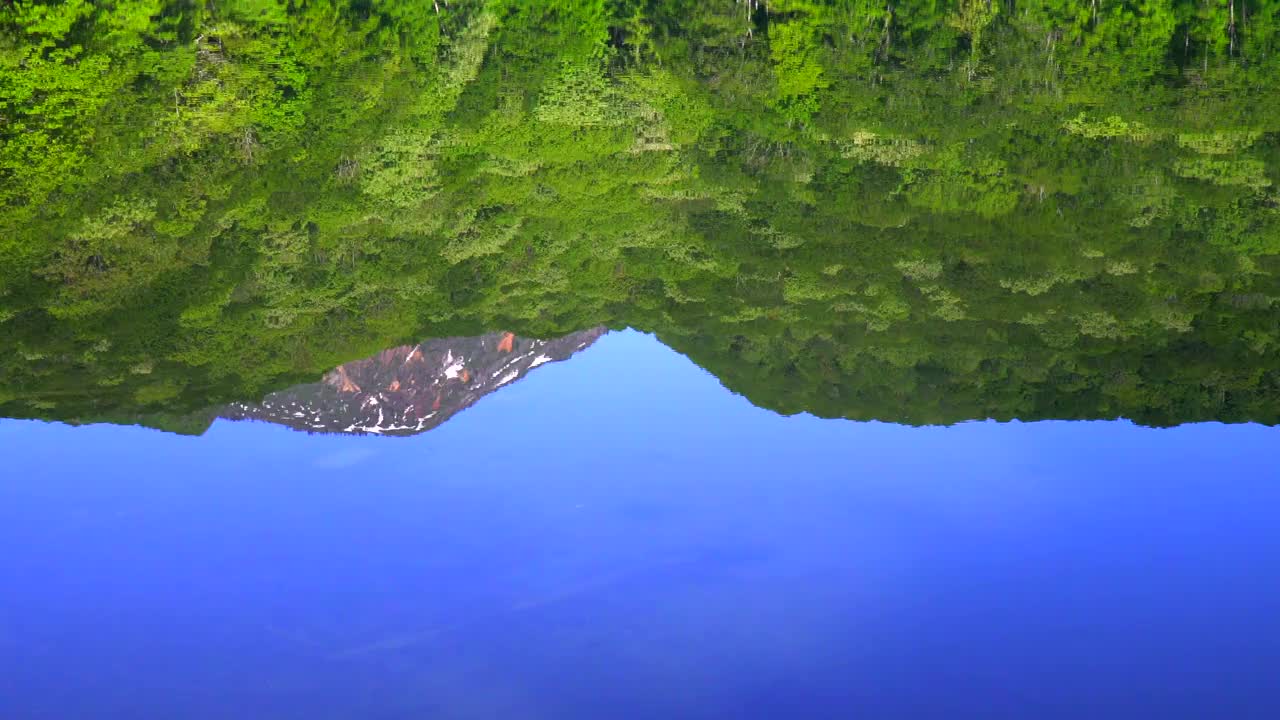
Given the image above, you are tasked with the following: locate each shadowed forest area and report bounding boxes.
[3,0,1280,431]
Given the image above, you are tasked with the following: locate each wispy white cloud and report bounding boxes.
[312,446,379,470]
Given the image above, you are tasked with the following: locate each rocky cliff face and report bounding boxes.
[220,329,606,435]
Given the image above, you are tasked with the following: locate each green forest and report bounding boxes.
[3,0,1280,430]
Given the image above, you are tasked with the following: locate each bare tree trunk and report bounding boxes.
[1229,1,1237,57]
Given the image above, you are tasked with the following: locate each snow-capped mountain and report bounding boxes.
[219,328,606,435]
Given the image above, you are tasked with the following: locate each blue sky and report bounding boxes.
[2,330,1279,719]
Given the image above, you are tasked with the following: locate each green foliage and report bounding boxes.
[4,0,1280,430]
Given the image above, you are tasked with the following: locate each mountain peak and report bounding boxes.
[220,329,605,436]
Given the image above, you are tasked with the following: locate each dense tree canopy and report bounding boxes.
[3,0,1280,431]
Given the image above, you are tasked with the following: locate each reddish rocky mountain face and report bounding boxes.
[220,329,606,435]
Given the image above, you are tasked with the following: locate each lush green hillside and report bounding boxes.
[3,0,1280,428]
